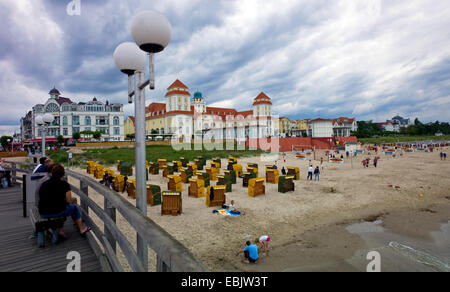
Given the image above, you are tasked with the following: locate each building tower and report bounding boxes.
[165,79,191,112]
[252,92,273,138]
[49,87,61,99]
[192,91,206,113]
[252,92,272,117]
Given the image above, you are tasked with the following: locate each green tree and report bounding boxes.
[72,132,81,142]
[93,131,102,140]
[126,134,135,140]
[56,135,65,147]
[0,136,13,148]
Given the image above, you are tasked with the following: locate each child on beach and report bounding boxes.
[256,235,271,254]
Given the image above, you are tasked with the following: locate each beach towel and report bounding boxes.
[215,209,241,216]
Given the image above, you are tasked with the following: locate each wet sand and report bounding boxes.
[249,204,450,272]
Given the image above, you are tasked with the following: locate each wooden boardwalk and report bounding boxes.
[0,186,102,272]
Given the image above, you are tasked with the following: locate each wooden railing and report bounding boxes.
[3,161,208,272]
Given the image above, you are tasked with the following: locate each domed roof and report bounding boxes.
[49,87,61,96]
[193,91,203,99]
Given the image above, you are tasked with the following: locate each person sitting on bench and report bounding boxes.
[33,157,46,174]
[34,158,53,174]
[38,164,90,238]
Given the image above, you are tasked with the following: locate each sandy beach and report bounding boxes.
[60,147,450,271]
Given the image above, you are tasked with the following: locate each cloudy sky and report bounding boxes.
[1,0,450,136]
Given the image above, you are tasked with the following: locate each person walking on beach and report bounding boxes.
[444,153,447,161]
[307,165,313,180]
[122,175,128,193]
[237,241,258,264]
[314,166,320,181]
[373,157,378,168]
[440,152,443,160]
[281,167,286,176]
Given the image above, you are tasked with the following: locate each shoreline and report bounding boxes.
[244,203,450,272]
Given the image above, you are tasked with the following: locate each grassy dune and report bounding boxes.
[48,143,263,167]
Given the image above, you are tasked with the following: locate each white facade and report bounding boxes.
[309,120,334,138]
[29,88,125,141]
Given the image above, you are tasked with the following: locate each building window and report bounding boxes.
[96,116,108,125]
[73,116,80,125]
[113,116,119,126]
[73,127,80,133]
[62,116,68,126]
[114,127,120,135]
[85,116,91,125]
[45,103,59,112]
[63,128,68,136]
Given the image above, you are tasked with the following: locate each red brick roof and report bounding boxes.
[236,110,253,118]
[167,79,188,90]
[309,118,333,122]
[252,92,272,106]
[165,90,191,97]
[332,117,355,125]
[146,103,167,119]
[127,116,135,125]
[165,79,191,97]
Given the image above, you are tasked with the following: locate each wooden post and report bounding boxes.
[157,255,170,272]
[12,163,16,185]
[104,197,117,253]
[22,174,27,218]
[80,180,89,216]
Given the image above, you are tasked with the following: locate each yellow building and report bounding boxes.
[124,116,135,137]
[279,117,292,136]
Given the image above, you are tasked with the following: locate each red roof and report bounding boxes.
[165,90,191,97]
[309,118,333,122]
[252,92,272,106]
[127,116,135,125]
[236,110,253,118]
[146,103,167,118]
[165,80,191,97]
[332,117,355,125]
[167,79,188,90]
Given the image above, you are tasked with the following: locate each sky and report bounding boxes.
[1,0,450,136]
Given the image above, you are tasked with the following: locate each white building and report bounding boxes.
[145,80,275,141]
[376,121,400,132]
[308,119,334,138]
[26,87,125,142]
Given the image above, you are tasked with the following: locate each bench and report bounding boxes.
[30,206,66,248]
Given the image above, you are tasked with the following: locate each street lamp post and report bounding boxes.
[36,114,55,157]
[7,138,13,157]
[114,10,171,271]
